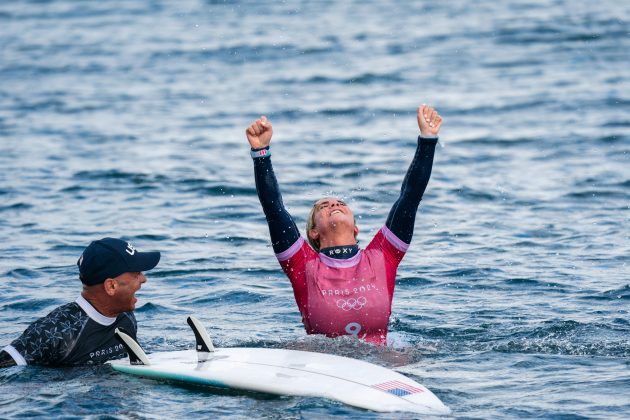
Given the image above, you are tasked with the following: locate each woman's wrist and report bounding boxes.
[251,146,271,158]
[418,135,438,141]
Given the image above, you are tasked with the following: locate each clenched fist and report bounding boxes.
[417,105,442,137]
[246,116,273,149]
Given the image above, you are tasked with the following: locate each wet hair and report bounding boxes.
[306,203,320,251]
[306,198,358,253]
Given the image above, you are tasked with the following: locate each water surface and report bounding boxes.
[1,1,628,418]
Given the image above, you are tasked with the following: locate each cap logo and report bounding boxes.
[78,255,84,266]
[125,243,136,256]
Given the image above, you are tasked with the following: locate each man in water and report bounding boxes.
[246,104,442,345]
[0,238,160,367]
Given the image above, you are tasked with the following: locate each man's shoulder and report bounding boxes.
[8,301,88,366]
[43,301,88,325]
[50,301,82,314]
[24,301,87,336]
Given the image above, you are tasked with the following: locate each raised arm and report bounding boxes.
[385,105,443,244]
[246,116,301,253]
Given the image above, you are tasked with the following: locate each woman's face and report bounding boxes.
[311,197,357,236]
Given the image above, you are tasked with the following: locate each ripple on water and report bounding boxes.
[581,284,630,301]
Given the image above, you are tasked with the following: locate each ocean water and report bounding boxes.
[0,0,628,418]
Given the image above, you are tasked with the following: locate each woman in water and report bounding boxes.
[246,105,442,345]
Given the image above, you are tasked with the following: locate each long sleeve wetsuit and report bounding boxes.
[252,136,438,345]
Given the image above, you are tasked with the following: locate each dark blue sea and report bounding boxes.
[1,1,628,418]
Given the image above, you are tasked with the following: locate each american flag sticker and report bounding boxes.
[372,380,424,397]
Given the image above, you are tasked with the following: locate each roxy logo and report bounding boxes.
[125,242,136,255]
[327,247,354,256]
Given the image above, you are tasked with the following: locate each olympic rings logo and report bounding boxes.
[336,296,367,311]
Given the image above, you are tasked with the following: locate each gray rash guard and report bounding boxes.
[2,295,135,366]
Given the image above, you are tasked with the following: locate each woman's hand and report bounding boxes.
[246,116,273,149]
[417,105,442,137]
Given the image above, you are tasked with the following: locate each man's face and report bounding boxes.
[109,271,147,312]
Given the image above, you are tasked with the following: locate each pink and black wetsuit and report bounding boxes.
[251,136,438,345]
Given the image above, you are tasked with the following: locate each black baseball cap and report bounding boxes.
[77,238,161,286]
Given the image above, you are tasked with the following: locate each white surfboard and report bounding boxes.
[107,317,450,415]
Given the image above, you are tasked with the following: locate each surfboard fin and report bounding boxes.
[187,316,215,361]
[114,328,151,366]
